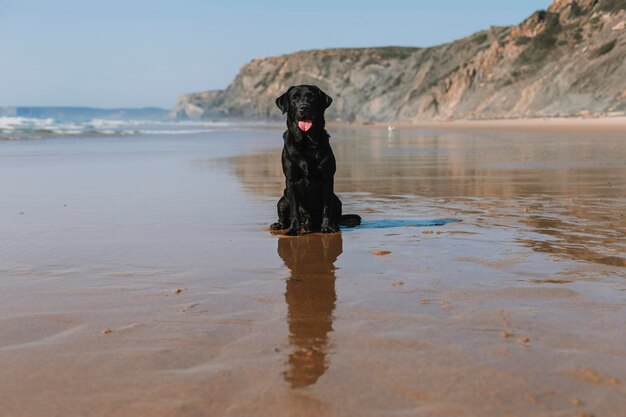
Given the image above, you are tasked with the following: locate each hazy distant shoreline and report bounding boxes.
[0,106,170,121]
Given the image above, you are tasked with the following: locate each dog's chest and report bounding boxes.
[302,134,325,156]
[306,147,324,163]
[293,139,324,162]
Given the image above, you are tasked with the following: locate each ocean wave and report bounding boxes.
[136,129,224,135]
[0,116,234,139]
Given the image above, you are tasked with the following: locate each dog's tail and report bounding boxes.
[339,214,361,228]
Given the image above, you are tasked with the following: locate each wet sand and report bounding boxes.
[1,126,625,416]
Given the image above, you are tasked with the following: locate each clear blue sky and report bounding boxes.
[0,0,550,108]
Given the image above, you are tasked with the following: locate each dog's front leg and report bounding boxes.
[285,180,301,236]
[320,174,339,234]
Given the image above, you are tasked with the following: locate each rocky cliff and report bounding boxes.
[173,0,626,122]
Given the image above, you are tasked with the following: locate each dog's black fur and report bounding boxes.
[270,85,361,236]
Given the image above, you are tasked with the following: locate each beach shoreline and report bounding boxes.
[2,115,625,142]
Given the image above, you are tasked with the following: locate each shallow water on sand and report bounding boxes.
[0,127,624,417]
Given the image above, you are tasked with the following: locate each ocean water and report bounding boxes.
[0,116,240,140]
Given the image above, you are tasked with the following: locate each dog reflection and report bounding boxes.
[278,233,342,388]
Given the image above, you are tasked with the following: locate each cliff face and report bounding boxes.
[171,90,223,120]
[174,0,626,122]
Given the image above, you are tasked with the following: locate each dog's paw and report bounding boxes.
[285,228,301,236]
[270,222,285,230]
[321,224,340,234]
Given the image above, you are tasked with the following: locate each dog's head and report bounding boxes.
[275,85,333,132]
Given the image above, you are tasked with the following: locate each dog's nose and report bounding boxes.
[298,105,309,112]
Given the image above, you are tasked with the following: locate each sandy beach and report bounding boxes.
[1,123,625,417]
[336,116,626,133]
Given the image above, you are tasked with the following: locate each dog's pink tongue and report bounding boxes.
[298,120,313,132]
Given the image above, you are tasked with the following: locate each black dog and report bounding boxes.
[270,85,361,236]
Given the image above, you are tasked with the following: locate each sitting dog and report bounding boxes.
[270,85,361,236]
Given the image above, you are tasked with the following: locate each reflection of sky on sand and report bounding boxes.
[352,219,461,229]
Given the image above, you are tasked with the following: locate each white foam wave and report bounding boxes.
[138,129,220,135]
[0,116,233,139]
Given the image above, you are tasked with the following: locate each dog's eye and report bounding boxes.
[291,94,300,101]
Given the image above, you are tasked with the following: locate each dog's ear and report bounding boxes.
[275,87,293,114]
[317,87,333,109]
